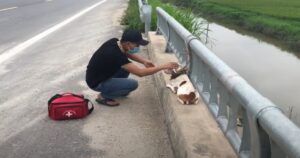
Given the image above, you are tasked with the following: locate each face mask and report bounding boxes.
[128,47,140,54]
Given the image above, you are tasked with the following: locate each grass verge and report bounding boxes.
[121,0,144,31]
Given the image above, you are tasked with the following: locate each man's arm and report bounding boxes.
[122,62,178,77]
[127,53,154,67]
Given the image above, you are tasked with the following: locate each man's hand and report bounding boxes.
[163,62,179,70]
[143,60,155,68]
[122,62,179,77]
[127,54,155,68]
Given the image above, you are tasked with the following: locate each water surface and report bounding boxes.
[201,21,300,125]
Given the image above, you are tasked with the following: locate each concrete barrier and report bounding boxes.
[146,32,236,158]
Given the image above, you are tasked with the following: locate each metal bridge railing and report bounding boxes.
[138,0,152,37]
[156,7,300,158]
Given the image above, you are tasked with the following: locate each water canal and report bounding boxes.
[199,20,300,126]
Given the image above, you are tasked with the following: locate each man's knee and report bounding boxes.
[130,80,139,91]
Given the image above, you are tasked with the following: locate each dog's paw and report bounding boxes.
[166,83,178,94]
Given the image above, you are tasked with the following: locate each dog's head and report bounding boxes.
[170,67,188,80]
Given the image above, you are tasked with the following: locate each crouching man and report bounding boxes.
[86,30,178,106]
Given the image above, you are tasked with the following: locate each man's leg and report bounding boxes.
[93,78,138,105]
[99,78,138,98]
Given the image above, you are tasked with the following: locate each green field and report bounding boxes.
[164,0,300,52]
[123,0,300,52]
[208,0,300,20]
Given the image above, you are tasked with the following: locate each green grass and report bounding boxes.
[208,0,300,20]
[121,0,207,39]
[121,0,144,31]
[165,0,300,52]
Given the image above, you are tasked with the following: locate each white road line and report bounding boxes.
[0,7,18,12]
[0,0,107,64]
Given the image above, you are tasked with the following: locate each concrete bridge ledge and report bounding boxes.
[146,32,237,158]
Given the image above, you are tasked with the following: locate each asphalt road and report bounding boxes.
[0,0,102,54]
[0,0,174,157]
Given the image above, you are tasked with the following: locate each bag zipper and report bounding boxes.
[49,101,86,106]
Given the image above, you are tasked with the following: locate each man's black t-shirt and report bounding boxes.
[86,38,131,88]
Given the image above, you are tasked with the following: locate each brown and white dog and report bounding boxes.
[165,67,199,105]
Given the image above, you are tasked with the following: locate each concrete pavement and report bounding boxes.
[0,0,174,157]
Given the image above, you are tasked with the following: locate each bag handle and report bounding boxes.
[85,99,94,114]
[61,93,84,98]
[48,93,84,105]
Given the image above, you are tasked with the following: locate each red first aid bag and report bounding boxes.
[48,93,94,120]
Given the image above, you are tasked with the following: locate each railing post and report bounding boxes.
[165,21,172,53]
[142,5,152,37]
[156,28,162,35]
[138,0,152,37]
